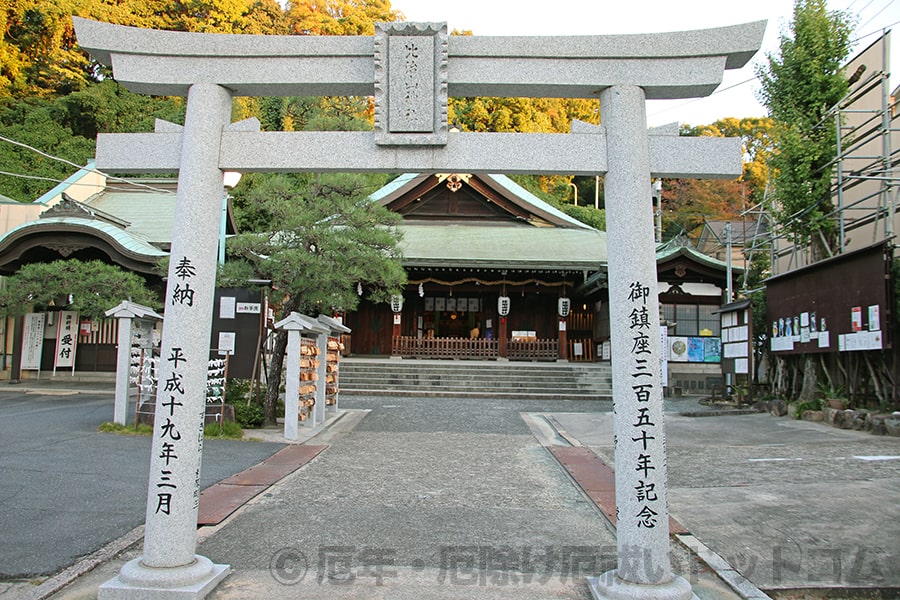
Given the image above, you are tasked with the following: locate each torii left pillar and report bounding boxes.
[99,83,233,598]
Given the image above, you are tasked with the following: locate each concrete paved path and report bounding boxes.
[198,396,623,599]
[6,386,896,600]
[0,389,283,594]
[551,410,900,597]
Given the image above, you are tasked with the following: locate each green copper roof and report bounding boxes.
[84,188,178,246]
[656,236,742,272]
[0,216,167,259]
[399,222,606,270]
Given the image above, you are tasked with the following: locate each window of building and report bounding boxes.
[661,303,720,337]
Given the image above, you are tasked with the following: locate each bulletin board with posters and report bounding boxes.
[210,288,264,378]
[667,336,721,363]
[766,241,892,355]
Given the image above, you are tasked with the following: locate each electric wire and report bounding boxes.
[648,5,899,124]
[0,133,175,194]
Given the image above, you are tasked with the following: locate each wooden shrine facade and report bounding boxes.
[343,173,607,361]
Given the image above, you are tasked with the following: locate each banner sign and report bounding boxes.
[54,311,79,371]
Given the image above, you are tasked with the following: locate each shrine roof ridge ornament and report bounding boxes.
[72,17,765,100]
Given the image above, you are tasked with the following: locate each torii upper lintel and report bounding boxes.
[72,17,765,101]
[74,18,764,177]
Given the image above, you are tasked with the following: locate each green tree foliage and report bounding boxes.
[756,0,855,251]
[284,0,400,35]
[2,0,91,97]
[660,178,747,240]
[507,174,606,232]
[0,97,95,201]
[0,0,393,202]
[682,117,775,204]
[221,172,406,424]
[0,259,160,319]
[450,97,599,134]
[658,118,776,241]
[0,84,184,201]
[58,79,185,138]
[561,203,606,231]
[2,0,397,98]
[271,96,372,132]
[225,173,404,313]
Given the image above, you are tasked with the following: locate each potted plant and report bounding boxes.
[819,382,847,410]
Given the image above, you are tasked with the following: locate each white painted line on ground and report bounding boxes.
[853,455,900,461]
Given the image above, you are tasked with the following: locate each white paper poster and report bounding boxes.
[869,305,880,331]
[660,326,668,386]
[21,313,45,371]
[218,332,236,356]
[236,302,261,314]
[220,296,236,319]
[669,337,688,362]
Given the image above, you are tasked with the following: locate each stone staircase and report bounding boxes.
[336,358,613,400]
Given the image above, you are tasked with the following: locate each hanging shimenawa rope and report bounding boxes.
[407,277,568,288]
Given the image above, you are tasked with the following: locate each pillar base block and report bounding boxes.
[98,555,229,599]
[588,570,695,600]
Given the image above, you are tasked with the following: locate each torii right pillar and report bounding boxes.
[590,85,692,599]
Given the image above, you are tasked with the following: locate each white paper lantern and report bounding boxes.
[497,296,511,317]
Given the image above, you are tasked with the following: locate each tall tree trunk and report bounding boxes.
[263,294,301,426]
[798,354,818,402]
[774,355,786,397]
[263,329,288,426]
[863,351,886,406]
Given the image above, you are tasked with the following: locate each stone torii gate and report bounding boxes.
[73,17,764,600]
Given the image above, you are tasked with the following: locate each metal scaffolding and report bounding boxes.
[743,30,899,282]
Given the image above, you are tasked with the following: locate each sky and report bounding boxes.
[390,0,900,127]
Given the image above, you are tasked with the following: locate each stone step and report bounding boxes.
[339,369,611,383]
[336,358,613,399]
[339,377,611,392]
[339,369,609,380]
[340,387,612,402]
[340,380,612,391]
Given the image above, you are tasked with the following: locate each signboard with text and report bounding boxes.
[54,311,78,372]
[21,313,45,371]
[210,288,263,378]
[767,242,891,354]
